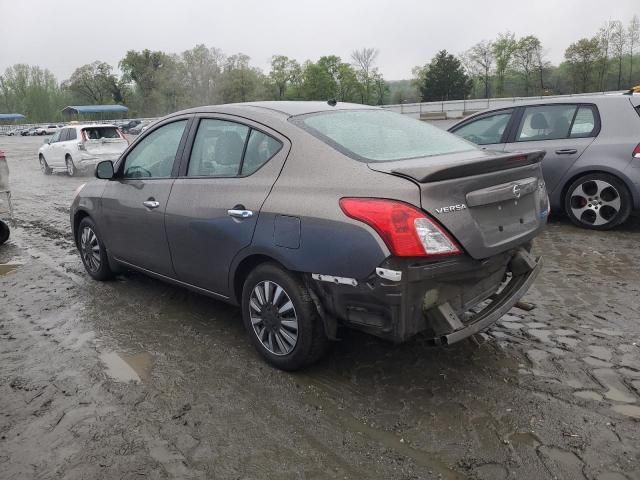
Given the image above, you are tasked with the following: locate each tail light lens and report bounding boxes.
[339,198,461,257]
[633,143,640,159]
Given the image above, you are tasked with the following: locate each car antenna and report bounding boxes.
[327,98,337,107]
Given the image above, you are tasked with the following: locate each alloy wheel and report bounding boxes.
[80,226,101,272]
[249,280,299,356]
[66,159,75,176]
[39,157,47,172]
[569,179,621,227]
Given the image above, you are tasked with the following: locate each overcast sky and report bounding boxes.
[0,0,638,81]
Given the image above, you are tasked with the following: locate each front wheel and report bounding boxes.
[77,217,113,281]
[39,155,52,175]
[0,220,9,245]
[242,263,329,370]
[564,173,631,230]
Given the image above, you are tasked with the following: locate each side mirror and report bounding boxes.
[96,160,115,180]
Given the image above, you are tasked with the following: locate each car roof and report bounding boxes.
[176,101,379,119]
[498,93,633,107]
[64,123,117,129]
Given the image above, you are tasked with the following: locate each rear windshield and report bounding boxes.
[82,127,122,140]
[292,110,476,162]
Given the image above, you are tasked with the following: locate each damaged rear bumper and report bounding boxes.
[308,246,541,344]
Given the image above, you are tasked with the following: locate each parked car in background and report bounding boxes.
[35,125,60,135]
[71,101,547,370]
[39,124,129,176]
[449,95,640,230]
[22,127,38,136]
[128,120,152,135]
[120,120,141,133]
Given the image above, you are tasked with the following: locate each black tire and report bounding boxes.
[0,221,9,246]
[242,263,329,371]
[564,172,632,230]
[76,217,114,281]
[39,155,52,175]
[66,156,76,177]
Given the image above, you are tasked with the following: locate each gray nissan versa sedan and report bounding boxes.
[71,101,548,370]
[449,94,640,230]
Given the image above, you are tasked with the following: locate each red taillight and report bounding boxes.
[633,143,640,158]
[339,198,461,257]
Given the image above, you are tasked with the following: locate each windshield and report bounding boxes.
[294,109,476,162]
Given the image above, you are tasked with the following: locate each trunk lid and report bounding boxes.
[368,149,548,260]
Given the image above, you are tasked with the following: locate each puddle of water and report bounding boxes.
[610,404,640,419]
[509,431,542,448]
[573,390,603,402]
[0,264,18,276]
[100,351,153,383]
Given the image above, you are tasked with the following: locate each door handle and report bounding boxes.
[143,200,160,209]
[555,149,578,155]
[228,209,254,219]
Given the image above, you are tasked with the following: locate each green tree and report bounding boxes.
[628,15,640,84]
[610,21,627,90]
[63,61,119,104]
[492,32,517,96]
[513,36,542,96]
[413,50,471,101]
[300,61,336,100]
[564,37,601,92]
[269,55,297,99]
[181,44,224,106]
[219,53,265,103]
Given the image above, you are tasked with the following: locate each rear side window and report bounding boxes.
[59,129,70,142]
[187,119,249,177]
[516,105,577,142]
[569,106,597,138]
[453,110,513,145]
[83,127,121,140]
[294,110,475,162]
[241,130,282,175]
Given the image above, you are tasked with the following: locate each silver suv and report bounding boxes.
[71,102,547,370]
[450,94,640,230]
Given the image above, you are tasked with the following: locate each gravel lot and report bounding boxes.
[1,135,639,480]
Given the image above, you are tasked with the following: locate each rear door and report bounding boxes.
[100,118,191,276]
[165,115,289,296]
[503,104,598,194]
[449,108,515,152]
[47,130,64,166]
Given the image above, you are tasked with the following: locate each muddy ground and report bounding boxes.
[0,135,639,480]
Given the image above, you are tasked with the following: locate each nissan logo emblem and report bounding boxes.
[512,184,521,198]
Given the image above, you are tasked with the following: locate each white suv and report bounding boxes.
[35,125,60,136]
[38,124,129,176]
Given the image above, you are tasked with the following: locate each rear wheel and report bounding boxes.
[39,155,52,175]
[0,221,9,245]
[564,173,631,230]
[77,217,113,280]
[66,156,76,177]
[242,263,329,370]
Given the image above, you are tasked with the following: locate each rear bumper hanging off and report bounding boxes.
[309,245,541,343]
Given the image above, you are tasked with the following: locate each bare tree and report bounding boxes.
[629,15,640,84]
[610,21,627,90]
[351,48,379,104]
[597,21,615,91]
[466,40,494,98]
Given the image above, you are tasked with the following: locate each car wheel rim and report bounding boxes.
[67,160,74,175]
[249,280,298,356]
[40,158,46,172]
[80,226,101,272]
[569,179,621,227]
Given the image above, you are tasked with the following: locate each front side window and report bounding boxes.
[49,131,61,143]
[187,119,249,177]
[453,110,513,145]
[294,110,475,162]
[59,129,70,142]
[67,128,77,141]
[515,105,577,142]
[123,120,187,178]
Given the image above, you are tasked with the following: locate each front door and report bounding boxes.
[503,104,598,194]
[165,116,289,296]
[449,108,515,153]
[100,118,190,276]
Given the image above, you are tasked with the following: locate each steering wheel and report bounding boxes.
[125,165,152,178]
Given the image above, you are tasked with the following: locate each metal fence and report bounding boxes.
[380,91,627,119]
